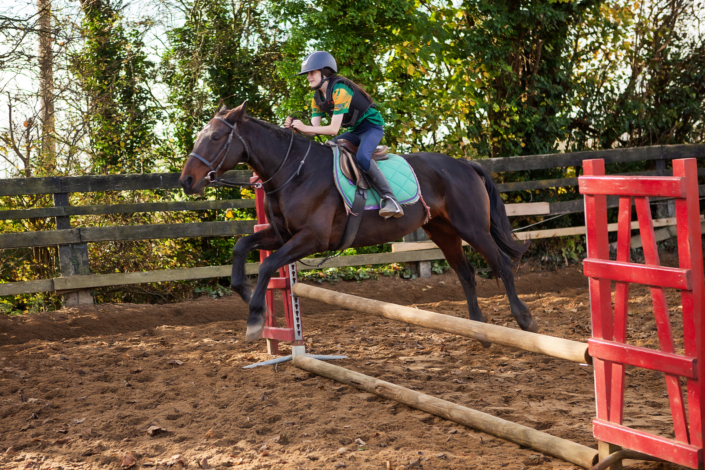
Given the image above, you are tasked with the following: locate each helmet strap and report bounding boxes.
[312,72,333,91]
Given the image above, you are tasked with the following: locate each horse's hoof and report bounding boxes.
[478,339,492,349]
[525,318,539,333]
[245,315,265,341]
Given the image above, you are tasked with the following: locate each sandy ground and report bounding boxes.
[0,266,690,469]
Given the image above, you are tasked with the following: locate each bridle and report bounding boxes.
[187,116,311,192]
[186,115,313,248]
[188,116,251,185]
[185,113,354,269]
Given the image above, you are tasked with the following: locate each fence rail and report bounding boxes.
[0,220,256,249]
[0,170,252,196]
[0,199,255,221]
[1,143,704,302]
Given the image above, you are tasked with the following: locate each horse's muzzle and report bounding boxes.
[180,175,194,192]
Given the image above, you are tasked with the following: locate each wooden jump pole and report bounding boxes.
[294,356,599,468]
[292,283,591,364]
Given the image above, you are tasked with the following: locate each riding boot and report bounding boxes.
[364,160,404,219]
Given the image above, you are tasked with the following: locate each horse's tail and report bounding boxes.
[465,160,530,260]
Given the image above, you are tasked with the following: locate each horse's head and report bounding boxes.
[180,101,249,195]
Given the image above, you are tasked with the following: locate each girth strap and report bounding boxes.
[336,185,367,251]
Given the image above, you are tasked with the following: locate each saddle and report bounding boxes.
[326,139,389,190]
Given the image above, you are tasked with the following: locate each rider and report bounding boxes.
[284,51,403,219]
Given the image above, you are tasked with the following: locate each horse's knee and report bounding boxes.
[231,279,253,303]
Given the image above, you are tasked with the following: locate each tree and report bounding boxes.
[571,0,705,149]
[38,0,56,172]
[72,0,161,174]
[273,0,442,153]
[161,0,285,161]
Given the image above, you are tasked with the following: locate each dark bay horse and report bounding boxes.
[180,101,537,341]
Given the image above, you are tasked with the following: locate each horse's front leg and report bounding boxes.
[245,230,320,341]
[231,227,282,304]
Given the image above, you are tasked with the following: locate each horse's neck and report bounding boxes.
[243,122,293,185]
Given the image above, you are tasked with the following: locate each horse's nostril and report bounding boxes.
[181,176,193,190]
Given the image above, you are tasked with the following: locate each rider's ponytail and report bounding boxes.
[321,67,375,105]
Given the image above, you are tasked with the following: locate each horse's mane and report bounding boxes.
[252,118,329,150]
[217,106,325,147]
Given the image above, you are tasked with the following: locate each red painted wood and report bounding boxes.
[610,197,632,424]
[582,159,705,467]
[593,419,701,469]
[279,264,296,339]
[267,278,289,290]
[579,176,686,198]
[262,326,296,342]
[253,174,279,354]
[252,173,304,354]
[588,339,697,379]
[582,259,692,290]
[583,160,614,421]
[675,159,705,449]
[634,196,690,442]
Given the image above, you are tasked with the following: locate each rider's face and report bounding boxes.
[306,70,322,88]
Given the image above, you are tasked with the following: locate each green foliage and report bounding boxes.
[272,0,704,157]
[161,0,285,160]
[298,262,409,283]
[194,284,232,299]
[72,0,161,174]
[298,258,452,284]
[2,0,705,312]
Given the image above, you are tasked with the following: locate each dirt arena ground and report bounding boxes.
[0,266,690,469]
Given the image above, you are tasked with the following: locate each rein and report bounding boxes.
[188,117,313,246]
[187,114,344,268]
[187,116,311,191]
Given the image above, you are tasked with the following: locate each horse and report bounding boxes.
[180,101,537,341]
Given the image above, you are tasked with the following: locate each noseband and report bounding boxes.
[188,117,250,183]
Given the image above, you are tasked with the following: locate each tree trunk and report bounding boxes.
[38,0,56,173]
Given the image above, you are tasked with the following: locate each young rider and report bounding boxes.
[284,51,403,219]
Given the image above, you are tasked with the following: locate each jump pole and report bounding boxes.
[291,283,591,364]
[294,355,599,468]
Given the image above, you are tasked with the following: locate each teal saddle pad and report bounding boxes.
[332,147,421,211]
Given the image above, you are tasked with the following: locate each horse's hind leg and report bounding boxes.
[464,230,538,332]
[423,221,486,326]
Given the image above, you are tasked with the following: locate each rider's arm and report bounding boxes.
[297,113,343,136]
[302,116,322,136]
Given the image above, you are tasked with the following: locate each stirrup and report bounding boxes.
[379,196,404,219]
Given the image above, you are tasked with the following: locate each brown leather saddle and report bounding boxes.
[326,139,389,190]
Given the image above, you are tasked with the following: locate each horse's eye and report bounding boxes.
[211,133,222,141]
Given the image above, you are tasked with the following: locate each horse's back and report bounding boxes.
[402,151,486,192]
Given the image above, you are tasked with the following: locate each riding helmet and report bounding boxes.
[298,51,337,75]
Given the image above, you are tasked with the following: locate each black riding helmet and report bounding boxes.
[298,51,337,90]
[298,51,337,75]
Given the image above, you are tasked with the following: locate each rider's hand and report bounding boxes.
[284,116,293,128]
[290,119,303,131]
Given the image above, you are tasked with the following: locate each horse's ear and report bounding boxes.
[225,100,248,123]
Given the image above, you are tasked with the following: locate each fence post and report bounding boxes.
[53,193,92,306]
[403,228,431,278]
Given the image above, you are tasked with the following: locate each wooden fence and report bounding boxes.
[1,143,704,304]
